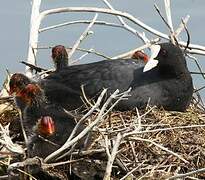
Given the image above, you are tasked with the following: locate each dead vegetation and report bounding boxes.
[0,92,205,179]
[1,0,205,179]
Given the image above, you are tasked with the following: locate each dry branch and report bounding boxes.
[68,13,98,64]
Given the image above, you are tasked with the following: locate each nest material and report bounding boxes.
[1,98,205,179]
[76,102,205,179]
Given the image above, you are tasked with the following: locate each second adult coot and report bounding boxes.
[41,42,193,111]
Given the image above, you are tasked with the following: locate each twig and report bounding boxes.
[71,52,90,64]
[8,156,82,175]
[194,86,205,93]
[40,19,147,42]
[56,89,103,160]
[154,4,172,31]
[102,0,149,43]
[45,88,109,162]
[103,133,122,180]
[182,18,190,52]
[187,54,205,79]
[120,160,146,180]
[168,167,205,179]
[39,20,122,33]
[154,3,176,44]
[102,88,131,118]
[104,134,111,159]
[0,96,13,102]
[175,15,190,37]
[18,110,28,146]
[111,38,160,59]
[190,71,205,75]
[34,45,112,59]
[20,61,47,72]
[65,88,104,144]
[128,137,188,163]
[37,7,205,53]
[71,148,105,156]
[0,124,24,154]
[45,88,130,162]
[164,0,174,32]
[119,113,138,164]
[80,85,95,108]
[124,124,205,137]
[68,14,98,63]
[26,0,41,77]
[44,158,83,168]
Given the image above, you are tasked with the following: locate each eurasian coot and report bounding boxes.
[10,42,193,112]
[41,42,193,111]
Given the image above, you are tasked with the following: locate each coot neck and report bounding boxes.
[55,59,68,71]
[23,103,45,138]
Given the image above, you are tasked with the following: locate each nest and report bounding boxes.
[0,93,205,179]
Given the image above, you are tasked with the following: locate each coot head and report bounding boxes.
[132,50,149,62]
[156,43,188,75]
[51,45,68,71]
[143,43,189,76]
[16,83,45,107]
[9,73,31,95]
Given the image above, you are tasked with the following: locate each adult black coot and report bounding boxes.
[41,42,193,111]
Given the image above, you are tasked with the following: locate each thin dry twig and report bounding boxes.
[168,167,205,179]
[68,14,98,63]
[103,133,122,180]
[128,137,188,163]
[0,124,24,154]
[175,15,190,37]
[45,88,130,162]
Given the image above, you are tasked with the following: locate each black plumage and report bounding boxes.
[15,84,81,158]
[41,43,193,111]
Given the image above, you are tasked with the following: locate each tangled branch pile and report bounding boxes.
[1,0,205,179]
[0,91,205,179]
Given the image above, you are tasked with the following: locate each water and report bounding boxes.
[1,0,205,99]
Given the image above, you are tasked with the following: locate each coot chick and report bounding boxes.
[9,73,32,111]
[41,42,193,111]
[51,45,68,71]
[17,84,93,179]
[15,83,82,158]
[131,50,149,63]
[9,73,31,95]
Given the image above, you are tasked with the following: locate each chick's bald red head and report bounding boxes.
[16,83,43,106]
[9,73,31,95]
